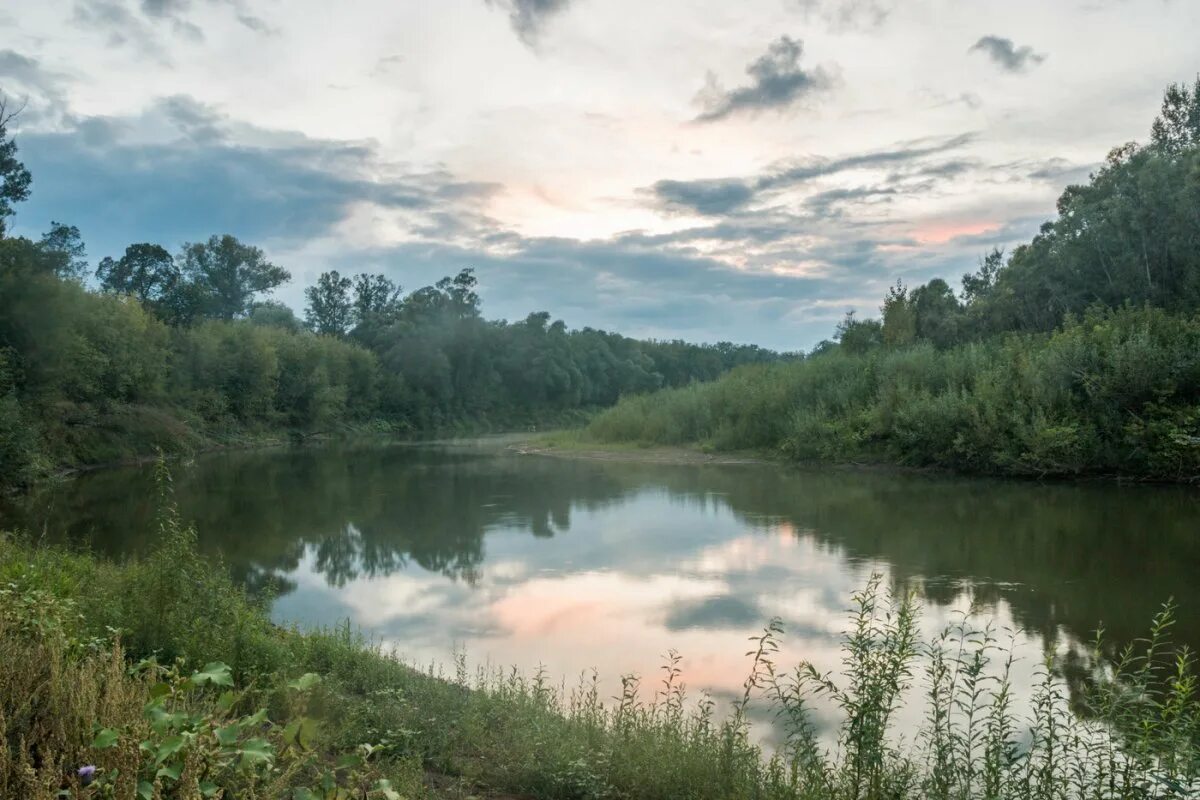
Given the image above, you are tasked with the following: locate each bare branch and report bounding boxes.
[0,92,29,128]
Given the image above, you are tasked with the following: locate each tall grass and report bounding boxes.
[3,484,1199,797]
[585,306,1200,480]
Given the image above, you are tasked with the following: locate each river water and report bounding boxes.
[5,438,1198,741]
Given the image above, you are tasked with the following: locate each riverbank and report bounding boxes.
[579,307,1200,484]
[513,433,1189,485]
[511,431,769,466]
[2,405,595,495]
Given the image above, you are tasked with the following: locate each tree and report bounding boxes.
[834,310,883,354]
[438,268,481,318]
[37,221,88,280]
[910,278,963,348]
[352,273,402,325]
[179,234,290,320]
[305,270,354,336]
[96,243,178,302]
[1150,78,1200,155]
[881,280,916,347]
[0,97,31,239]
[248,301,301,331]
[961,248,1004,305]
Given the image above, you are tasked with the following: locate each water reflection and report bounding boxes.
[4,440,1199,730]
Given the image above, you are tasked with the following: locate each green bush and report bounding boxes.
[588,307,1200,480]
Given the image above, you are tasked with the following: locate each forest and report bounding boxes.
[587,80,1200,481]
[0,99,778,489]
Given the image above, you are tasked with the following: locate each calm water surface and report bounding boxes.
[5,439,1199,736]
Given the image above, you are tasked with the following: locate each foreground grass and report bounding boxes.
[3,471,1199,798]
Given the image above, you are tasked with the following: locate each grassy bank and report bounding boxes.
[3,468,1199,798]
[584,306,1200,481]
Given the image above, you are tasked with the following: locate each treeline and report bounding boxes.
[0,104,778,489]
[588,80,1200,481]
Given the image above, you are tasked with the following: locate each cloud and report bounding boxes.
[647,133,975,215]
[489,0,574,45]
[664,595,763,630]
[0,50,70,123]
[969,35,1046,73]
[72,0,272,51]
[159,94,227,143]
[11,96,499,264]
[234,13,275,34]
[72,0,155,51]
[0,50,50,91]
[795,0,894,31]
[651,177,756,216]
[1024,157,1097,185]
[695,36,833,122]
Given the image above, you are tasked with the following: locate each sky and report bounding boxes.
[1,0,1197,350]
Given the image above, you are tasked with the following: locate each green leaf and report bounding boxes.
[193,662,234,687]
[215,724,241,747]
[242,707,268,727]
[156,762,183,781]
[292,790,319,800]
[283,716,319,750]
[155,734,186,764]
[137,781,154,800]
[91,728,119,749]
[334,753,363,770]
[288,672,322,692]
[216,690,236,712]
[237,737,274,769]
[200,780,221,798]
[149,682,172,699]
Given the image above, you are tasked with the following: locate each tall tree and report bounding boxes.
[96,243,178,302]
[352,273,402,325]
[880,280,916,347]
[305,270,354,336]
[438,268,481,318]
[910,278,963,348]
[37,221,88,280]
[1150,79,1200,155]
[0,97,32,239]
[179,234,290,320]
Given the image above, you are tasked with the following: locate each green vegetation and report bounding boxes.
[0,103,778,492]
[587,80,1200,481]
[3,481,1199,799]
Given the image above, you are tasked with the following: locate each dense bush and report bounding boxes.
[588,307,1200,480]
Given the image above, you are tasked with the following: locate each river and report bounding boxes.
[4,438,1198,742]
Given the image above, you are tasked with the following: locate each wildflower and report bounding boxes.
[78,765,97,786]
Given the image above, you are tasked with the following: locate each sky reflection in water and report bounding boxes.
[6,440,1199,743]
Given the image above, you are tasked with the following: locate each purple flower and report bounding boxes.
[78,765,97,786]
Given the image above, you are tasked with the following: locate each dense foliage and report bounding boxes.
[0,106,777,489]
[588,80,1200,481]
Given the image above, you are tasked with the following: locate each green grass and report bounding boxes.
[3,467,1199,798]
[584,307,1200,481]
